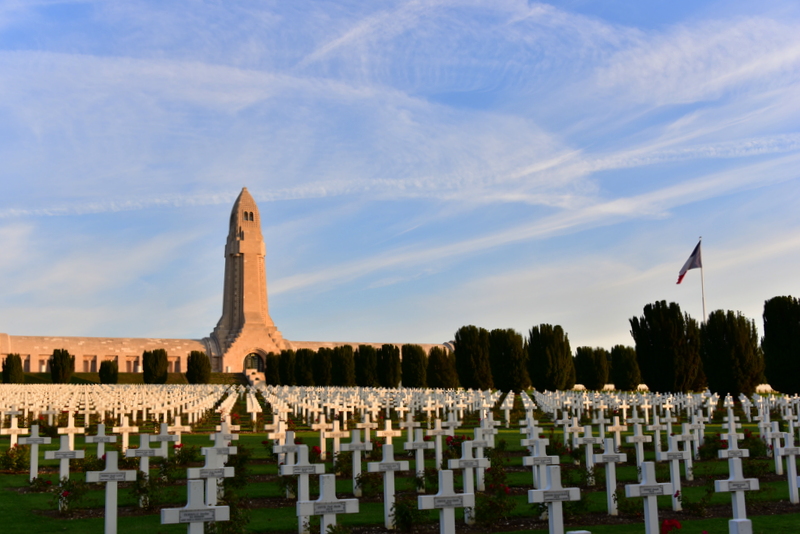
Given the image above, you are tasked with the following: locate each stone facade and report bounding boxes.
[1,188,448,374]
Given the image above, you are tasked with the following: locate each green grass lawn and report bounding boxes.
[1,406,799,533]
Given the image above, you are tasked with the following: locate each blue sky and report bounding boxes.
[2,1,799,350]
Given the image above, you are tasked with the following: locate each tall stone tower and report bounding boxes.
[207,188,288,372]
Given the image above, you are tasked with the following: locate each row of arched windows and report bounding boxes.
[243,211,255,221]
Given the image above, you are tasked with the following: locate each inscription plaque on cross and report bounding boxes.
[162,479,230,534]
[297,473,359,534]
[418,469,475,534]
[528,465,581,534]
[188,448,235,506]
[87,451,137,534]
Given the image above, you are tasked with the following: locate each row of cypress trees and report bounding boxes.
[261,344,459,389]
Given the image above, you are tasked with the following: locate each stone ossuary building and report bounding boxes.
[0,188,447,375]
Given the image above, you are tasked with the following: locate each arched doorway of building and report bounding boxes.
[243,353,264,372]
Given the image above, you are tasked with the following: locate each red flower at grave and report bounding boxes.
[101,454,106,461]
[173,443,184,449]
[61,490,70,498]
[261,440,270,445]
[660,518,681,534]
[312,446,321,456]
[46,480,52,485]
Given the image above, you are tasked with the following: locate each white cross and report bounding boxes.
[341,429,372,497]
[368,443,410,529]
[297,473,358,534]
[168,417,193,445]
[376,419,403,448]
[426,419,454,471]
[528,465,581,534]
[86,451,137,534]
[593,437,626,516]
[152,422,179,457]
[311,415,333,460]
[576,425,602,486]
[327,420,350,460]
[19,424,51,482]
[405,427,434,493]
[521,429,553,489]
[398,411,420,447]
[449,440,489,525]
[776,432,800,504]
[205,432,238,465]
[162,479,230,534]
[714,457,759,533]
[45,434,85,482]
[677,423,696,481]
[719,408,749,460]
[57,411,85,451]
[625,461,673,534]
[657,435,690,511]
[126,433,163,506]
[766,421,785,475]
[282,445,325,534]
[190,448,235,506]
[112,416,139,453]
[607,416,628,450]
[356,413,379,444]
[418,469,475,534]
[0,412,26,447]
[86,423,117,458]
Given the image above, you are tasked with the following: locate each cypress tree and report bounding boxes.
[332,345,356,386]
[527,324,575,391]
[401,344,428,388]
[355,345,379,387]
[489,329,530,392]
[427,347,459,389]
[2,353,25,383]
[377,344,401,388]
[610,345,641,391]
[186,351,211,384]
[295,348,316,386]
[314,348,333,386]
[574,346,609,391]
[279,349,296,386]
[49,348,75,384]
[265,352,282,385]
[99,359,119,384]
[453,325,493,390]
[701,309,764,396]
[142,349,169,384]
[763,296,800,394]
[629,301,703,393]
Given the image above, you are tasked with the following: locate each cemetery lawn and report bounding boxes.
[2,394,799,533]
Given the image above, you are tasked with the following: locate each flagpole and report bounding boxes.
[699,236,706,322]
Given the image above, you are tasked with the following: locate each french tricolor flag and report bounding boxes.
[677,241,702,284]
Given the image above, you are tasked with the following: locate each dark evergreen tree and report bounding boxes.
[142,349,169,384]
[401,344,428,388]
[610,345,641,391]
[99,359,119,384]
[279,349,296,386]
[488,329,530,392]
[377,344,401,388]
[295,349,316,386]
[2,353,25,384]
[427,347,459,389]
[314,348,333,386]
[574,347,609,391]
[629,301,703,393]
[355,345,379,387]
[331,345,356,386]
[763,296,800,394]
[701,310,764,396]
[185,351,211,384]
[453,325,493,390]
[265,352,282,385]
[49,348,75,384]
[527,324,575,391]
